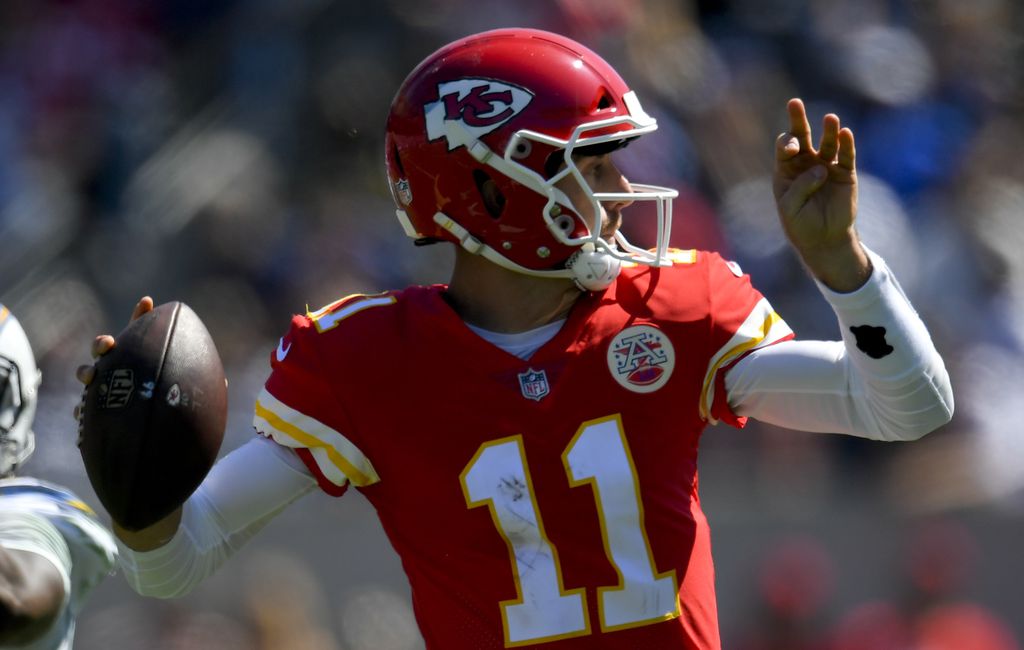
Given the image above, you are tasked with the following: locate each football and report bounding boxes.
[79,301,227,531]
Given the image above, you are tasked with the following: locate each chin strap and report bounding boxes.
[434,213,622,291]
[566,244,622,291]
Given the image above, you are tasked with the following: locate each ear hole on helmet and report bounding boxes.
[511,138,532,160]
[473,169,505,219]
[553,214,575,234]
[597,92,613,110]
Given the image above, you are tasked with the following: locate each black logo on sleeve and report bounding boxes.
[850,325,894,359]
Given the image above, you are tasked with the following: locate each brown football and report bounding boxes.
[79,301,227,531]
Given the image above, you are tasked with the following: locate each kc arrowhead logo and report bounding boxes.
[425,79,533,150]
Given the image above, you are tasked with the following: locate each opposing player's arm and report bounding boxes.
[0,514,69,645]
[0,548,63,644]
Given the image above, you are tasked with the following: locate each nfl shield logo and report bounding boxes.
[518,368,550,401]
[394,179,413,205]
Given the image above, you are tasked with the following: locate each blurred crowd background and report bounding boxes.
[2,0,1023,647]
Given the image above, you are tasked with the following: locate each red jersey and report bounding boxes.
[253,251,792,649]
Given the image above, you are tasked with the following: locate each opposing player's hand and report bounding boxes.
[773,98,870,292]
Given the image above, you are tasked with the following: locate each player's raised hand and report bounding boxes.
[773,98,870,292]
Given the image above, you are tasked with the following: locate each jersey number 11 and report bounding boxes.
[460,414,680,647]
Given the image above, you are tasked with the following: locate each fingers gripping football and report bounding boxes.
[76,299,227,531]
[74,298,152,432]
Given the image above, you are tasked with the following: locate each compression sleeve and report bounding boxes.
[724,247,954,441]
[117,436,316,598]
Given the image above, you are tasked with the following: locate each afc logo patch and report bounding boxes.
[518,368,550,402]
[607,325,675,393]
[425,78,534,151]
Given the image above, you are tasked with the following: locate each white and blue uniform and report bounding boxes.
[0,478,117,650]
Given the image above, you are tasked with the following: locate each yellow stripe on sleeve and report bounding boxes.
[253,392,379,487]
[700,301,792,422]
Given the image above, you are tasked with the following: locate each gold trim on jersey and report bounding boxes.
[700,298,792,423]
[307,293,397,333]
[620,248,696,269]
[253,389,379,487]
[562,415,680,632]
[665,248,697,264]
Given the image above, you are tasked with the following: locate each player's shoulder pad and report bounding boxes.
[273,291,404,365]
[699,249,745,277]
[654,249,748,286]
[618,248,720,287]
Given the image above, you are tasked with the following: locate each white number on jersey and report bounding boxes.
[460,415,679,647]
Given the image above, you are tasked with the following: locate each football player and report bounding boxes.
[79,29,953,649]
[0,305,117,649]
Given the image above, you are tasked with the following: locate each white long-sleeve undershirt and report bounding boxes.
[725,248,953,440]
[117,248,953,598]
[116,435,316,599]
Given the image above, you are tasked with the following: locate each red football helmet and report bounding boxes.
[384,28,677,290]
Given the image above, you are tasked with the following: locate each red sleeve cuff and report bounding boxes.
[709,332,795,428]
[295,448,349,497]
[711,361,748,428]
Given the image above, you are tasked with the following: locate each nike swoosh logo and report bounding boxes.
[276,338,292,362]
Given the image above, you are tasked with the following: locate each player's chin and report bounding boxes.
[600,217,622,241]
[601,209,623,235]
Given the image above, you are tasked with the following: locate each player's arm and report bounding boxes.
[110,509,181,552]
[723,98,953,440]
[75,298,317,598]
[724,247,953,440]
[117,436,316,599]
[0,513,69,645]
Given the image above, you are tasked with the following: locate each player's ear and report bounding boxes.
[474,171,505,218]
